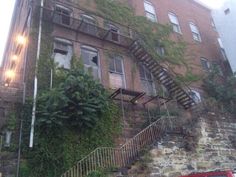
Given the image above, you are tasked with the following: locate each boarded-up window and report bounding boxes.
[109,56,125,89]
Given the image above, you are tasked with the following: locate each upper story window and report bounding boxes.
[144,1,157,22]
[53,38,73,69]
[81,14,97,35]
[139,64,156,95]
[189,22,201,42]
[200,57,210,71]
[54,5,71,26]
[81,45,100,80]
[156,46,165,56]
[109,56,125,89]
[107,23,120,42]
[168,12,181,34]
[218,38,228,61]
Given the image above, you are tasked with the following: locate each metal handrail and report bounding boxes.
[60,116,178,177]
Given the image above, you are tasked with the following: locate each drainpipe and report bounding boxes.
[29,0,44,148]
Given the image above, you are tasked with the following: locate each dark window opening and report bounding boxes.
[55,6,71,25]
[81,15,97,35]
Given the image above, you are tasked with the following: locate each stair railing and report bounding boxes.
[61,116,178,177]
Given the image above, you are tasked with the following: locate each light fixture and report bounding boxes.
[12,55,18,61]
[16,35,26,45]
[6,70,15,79]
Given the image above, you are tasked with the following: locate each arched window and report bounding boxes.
[81,45,100,80]
[139,64,156,95]
[109,56,126,89]
[144,1,157,22]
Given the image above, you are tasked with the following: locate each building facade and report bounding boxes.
[212,0,236,73]
[0,0,230,176]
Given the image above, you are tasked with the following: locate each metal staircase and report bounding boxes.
[42,7,195,109]
[61,117,179,177]
[129,41,196,109]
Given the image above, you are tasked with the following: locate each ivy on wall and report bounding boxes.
[19,14,121,176]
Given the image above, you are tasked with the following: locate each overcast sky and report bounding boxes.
[197,0,226,9]
[0,0,15,66]
[0,0,227,66]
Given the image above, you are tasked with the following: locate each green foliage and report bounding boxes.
[6,112,17,130]
[20,67,121,177]
[87,170,108,177]
[176,70,201,84]
[203,67,236,114]
[95,0,188,67]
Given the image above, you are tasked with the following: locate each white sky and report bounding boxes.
[197,0,226,9]
[0,0,15,66]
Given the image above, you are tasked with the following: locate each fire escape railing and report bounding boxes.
[42,8,134,48]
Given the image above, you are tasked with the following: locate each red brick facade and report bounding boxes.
[0,0,226,137]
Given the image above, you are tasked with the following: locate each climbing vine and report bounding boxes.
[95,0,185,65]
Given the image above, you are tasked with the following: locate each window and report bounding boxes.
[107,24,120,42]
[144,1,157,22]
[189,90,201,103]
[189,22,201,42]
[139,64,156,95]
[168,13,181,34]
[53,38,73,69]
[54,5,71,25]
[81,46,100,79]
[212,62,223,76]
[156,46,165,56]
[81,14,97,35]
[218,38,228,61]
[109,56,126,89]
[200,58,210,71]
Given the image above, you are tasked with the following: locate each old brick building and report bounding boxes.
[0,0,233,176]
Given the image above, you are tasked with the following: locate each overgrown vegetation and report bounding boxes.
[94,0,200,81]
[203,67,236,114]
[20,66,121,177]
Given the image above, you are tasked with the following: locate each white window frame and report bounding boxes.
[168,12,181,34]
[189,22,201,42]
[80,45,101,80]
[54,5,71,26]
[200,57,210,71]
[109,56,126,89]
[139,64,156,96]
[144,0,157,22]
[53,38,73,69]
